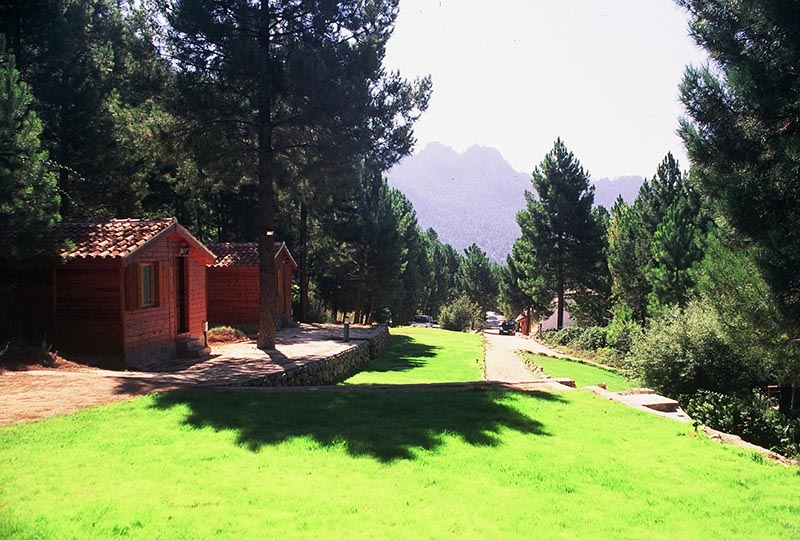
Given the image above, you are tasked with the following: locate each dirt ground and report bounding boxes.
[0,349,192,427]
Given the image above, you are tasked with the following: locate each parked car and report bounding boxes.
[411,314,433,327]
[499,320,516,335]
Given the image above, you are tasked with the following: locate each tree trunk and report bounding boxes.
[779,383,799,417]
[556,270,565,330]
[256,3,277,351]
[354,258,368,324]
[298,201,309,322]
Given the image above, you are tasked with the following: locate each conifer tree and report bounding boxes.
[608,153,704,322]
[424,229,460,319]
[648,198,701,310]
[6,0,153,219]
[456,243,499,314]
[513,138,605,329]
[607,197,650,324]
[0,43,59,257]
[678,0,800,411]
[0,42,60,340]
[159,0,429,348]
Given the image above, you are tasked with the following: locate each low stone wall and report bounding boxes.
[242,325,390,387]
[368,325,390,359]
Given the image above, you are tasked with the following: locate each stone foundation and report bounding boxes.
[241,325,389,387]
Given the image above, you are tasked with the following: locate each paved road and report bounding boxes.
[483,329,567,383]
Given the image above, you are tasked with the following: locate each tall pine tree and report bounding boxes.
[0,42,59,257]
[513,138,605,329]
[0,41,60,341]
[159,0,428,348]
[678,0,800,411]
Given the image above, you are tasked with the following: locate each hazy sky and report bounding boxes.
[383,0,708,180]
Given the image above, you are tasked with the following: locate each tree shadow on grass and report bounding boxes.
[151,387,564,463]
[353,334,439,374]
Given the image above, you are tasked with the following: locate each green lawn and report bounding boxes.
[522,352,634,392]
[342,326,482,384]
[2,330,799,539]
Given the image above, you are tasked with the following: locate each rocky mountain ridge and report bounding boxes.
[386,142,643,261]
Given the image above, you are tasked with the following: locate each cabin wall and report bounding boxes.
[122,234,208,368]
[207,267,259,327]
[186,254,208,336]
[3,263,55,344]
[539,308,575,332]
[277,263,293,324]
[207,264,294,328]
[53,259,124,361]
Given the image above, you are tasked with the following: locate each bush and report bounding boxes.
[593,347,628,370]
[687,390,800,458]
[207,326,249,344]
[572,326,607,351]
[438,296,483,332]
[540,326,583,347]
[605,314,641,355]
[539,326,607,351]
[626,301,765,398]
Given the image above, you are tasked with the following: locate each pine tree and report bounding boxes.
[608,153,704,323]
[648,198,701,310]
[423,229,460,319]
[0,42,60,341]
[7,0,154,219]
[0,42,59,258]
[678,0,800,411]
[607,197,651,324]
[513,138,605,329]
[159,0,428,348]
[456,243,499,314]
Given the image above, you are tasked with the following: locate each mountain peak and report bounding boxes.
[388,142,643,261]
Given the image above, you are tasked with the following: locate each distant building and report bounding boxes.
[515,301,575,335]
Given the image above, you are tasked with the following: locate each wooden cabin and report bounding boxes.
[206,242,297,330]
[10,218,216,369]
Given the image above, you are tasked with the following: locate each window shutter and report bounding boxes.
[124,264,139,311]
[157,261,166,307]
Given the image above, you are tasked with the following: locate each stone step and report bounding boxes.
[175,338,211,359]
[621,392,680,412]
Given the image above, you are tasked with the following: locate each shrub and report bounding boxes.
[626,301,765,398]
[438,296,483,332]
[539,326,607,351]
[687,390,800,458]
[207,326,249,344]
[594,347,628,370]
[539,326,583,347]
[572,326,607,351]
[605,313,641,355]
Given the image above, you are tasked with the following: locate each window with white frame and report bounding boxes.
[140,263,157,307]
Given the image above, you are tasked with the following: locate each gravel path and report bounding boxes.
[483,329,567,383]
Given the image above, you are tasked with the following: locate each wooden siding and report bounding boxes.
[186,253,208,335]
[5,221,213,369]
[123,232,208,358]
[7,265,55,344]
[207,267,259,326]
[207,263,293,327]
[53,260,123,356]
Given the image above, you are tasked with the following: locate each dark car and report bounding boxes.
[499,320,516,335]
[411,314,433,327]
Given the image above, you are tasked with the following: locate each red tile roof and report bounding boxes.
[207,242,294,268]
[58,218,178,259]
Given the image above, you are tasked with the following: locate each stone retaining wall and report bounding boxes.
[241,325,390,387]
